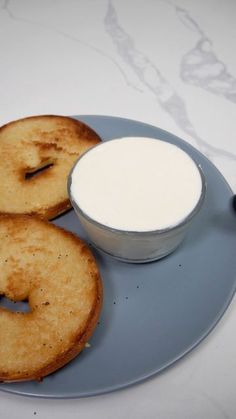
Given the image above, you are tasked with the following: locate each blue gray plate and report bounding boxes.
[1,116,236,398]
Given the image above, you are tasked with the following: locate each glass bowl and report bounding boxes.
[67,141,206,263]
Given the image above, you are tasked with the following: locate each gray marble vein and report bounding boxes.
[199,391,230,419]
[174,4,236,103]
[1,0,236,161]
[0,0,142,93]
[104,0,236,161]
[1,0,13,17]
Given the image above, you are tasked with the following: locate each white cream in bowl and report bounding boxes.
[68,137,205,262]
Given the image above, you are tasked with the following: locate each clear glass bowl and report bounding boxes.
[67,149,206,263]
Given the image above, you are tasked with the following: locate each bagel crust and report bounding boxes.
[0,115,101,219]
[0,215,102,382]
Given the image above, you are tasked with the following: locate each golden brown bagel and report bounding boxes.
[0,214,102,382]
[0,115,101,219]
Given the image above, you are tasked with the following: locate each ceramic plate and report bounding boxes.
[1,116,236,398]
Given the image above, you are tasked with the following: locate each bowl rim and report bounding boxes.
[67,137,206,236]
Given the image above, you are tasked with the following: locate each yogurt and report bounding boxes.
[69,137,205,262]
[70,137,202,232]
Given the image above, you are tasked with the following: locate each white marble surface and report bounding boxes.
[0,0,236,418]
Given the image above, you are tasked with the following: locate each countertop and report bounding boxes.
[0,0,236,418]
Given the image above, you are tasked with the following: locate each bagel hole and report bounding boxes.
[25,161,54,180]
[0,296,31,313]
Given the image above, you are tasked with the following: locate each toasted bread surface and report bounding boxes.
[0,214,102,382]
[0,115,101,219]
